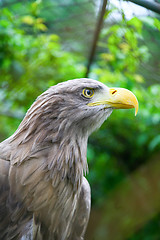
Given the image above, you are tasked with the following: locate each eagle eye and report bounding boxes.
[82,88,94,98]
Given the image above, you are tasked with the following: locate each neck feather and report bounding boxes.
[8,96,89,189]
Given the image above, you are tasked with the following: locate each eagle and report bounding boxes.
[0,78,138,240]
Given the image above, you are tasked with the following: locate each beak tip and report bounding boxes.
[134,103,138,116]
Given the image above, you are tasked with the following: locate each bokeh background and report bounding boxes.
[0,0,160,239]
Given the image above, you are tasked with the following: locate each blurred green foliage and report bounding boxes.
[87,9,160,205]
[128,214,160,240]
[0,1,160,239]
[0,5,85,138]
[128,213,160,240]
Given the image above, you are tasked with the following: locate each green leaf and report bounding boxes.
[154,18,160,31]
[21,16,35,25]
[128,17,142,33]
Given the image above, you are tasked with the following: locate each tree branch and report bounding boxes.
[85,0,108,77]
[126,0,160,14]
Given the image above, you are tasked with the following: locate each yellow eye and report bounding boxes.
[82,88,94,98]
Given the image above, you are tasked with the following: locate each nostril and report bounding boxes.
[112,90,117,95]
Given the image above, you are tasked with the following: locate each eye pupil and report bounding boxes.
[86,90,91,96]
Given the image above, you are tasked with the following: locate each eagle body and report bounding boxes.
[0,78,138,239]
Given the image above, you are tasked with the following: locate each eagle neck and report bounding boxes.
[47,131,88,191]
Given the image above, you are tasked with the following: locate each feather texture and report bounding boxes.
[0,78,113,239]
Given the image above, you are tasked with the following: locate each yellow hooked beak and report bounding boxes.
[88,87,138,116]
